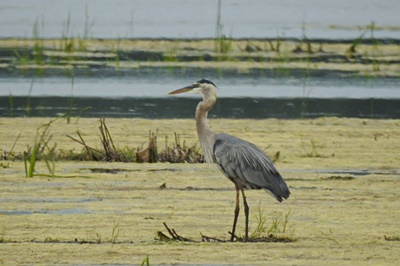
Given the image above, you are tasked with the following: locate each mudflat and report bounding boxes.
[0,117,399,265]
[1,38,399,78]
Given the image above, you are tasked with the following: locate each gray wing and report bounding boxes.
[213,133,290,202]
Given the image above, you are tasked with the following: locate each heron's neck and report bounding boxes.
[195,96,216,163]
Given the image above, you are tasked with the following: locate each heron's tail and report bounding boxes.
[265,179,290,203]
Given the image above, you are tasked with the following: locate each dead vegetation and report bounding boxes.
[156,209,296,243]
[64,118,205,163]
[0,118,204,166]
[67,118,127,162]
[324,175,355,181]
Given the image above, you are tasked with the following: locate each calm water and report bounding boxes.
[1,0,399,118]
[1,96,399,119]
[0,0,399,39]
[0,75,399,99]
[1,71,399,118]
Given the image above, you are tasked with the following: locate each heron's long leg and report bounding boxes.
[241,188,249,242]
[230,185,240,242]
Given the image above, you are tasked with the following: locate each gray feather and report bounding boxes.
[213,133,290,202]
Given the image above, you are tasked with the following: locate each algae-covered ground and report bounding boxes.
[0,117,399,265]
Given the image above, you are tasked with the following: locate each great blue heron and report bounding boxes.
[168,79,290,242]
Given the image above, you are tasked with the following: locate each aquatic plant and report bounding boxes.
[59,8,93,54]
[300,139,325,158]
[275,48,291,77]
[23,118,60,177]
[110,220,120,244]
[318,228,340,245]
[268,38,282,53]
[24,78,35,116]
[66,74,75,124]
[8,94,13,118]
[32,17,45,70]
[250,206,294,242]
[346,31,366,60]
[140,256,150,266]
[369,21,382,73]
[214,0,232,55]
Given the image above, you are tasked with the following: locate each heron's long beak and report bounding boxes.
[168,84,198,95]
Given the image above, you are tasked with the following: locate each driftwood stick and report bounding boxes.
[163,223,176,239]
[67,132,103,161]
[162,223,196,242]
[228,231,240,241]
[200,233,226,242]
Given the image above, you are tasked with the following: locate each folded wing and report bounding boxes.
[213,133,290,202]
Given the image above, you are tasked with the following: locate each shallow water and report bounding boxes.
[1,75,399,99]
[1,72,399,118]
[1,96,399,118]
[1,0,399,39]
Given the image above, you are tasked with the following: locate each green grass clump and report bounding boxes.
[140,256,150,266]
[110,220,120,245]
[250,206,295,242]
[384,234,400,241]
[300,139,326,158]
[23,118,60,177]
[214,0,232,55]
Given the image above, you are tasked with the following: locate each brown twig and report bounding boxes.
[67,132,103,161]
[99,118,121,161]
[200,233,226,242]
[162,223,196,242]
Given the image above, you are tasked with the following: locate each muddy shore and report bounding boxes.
[1,38,399,78]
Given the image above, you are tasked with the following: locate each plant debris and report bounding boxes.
[67,118,204,163]
[156,223,295,243]
[157,223,197,242]
[325,175,355,180]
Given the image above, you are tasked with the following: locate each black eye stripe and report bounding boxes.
[197,79,216,87]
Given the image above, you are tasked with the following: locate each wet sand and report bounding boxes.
[0,117,399,265]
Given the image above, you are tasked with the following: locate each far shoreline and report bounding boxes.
[0,37,399,78]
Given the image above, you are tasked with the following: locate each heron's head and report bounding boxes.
[168,79,217,99]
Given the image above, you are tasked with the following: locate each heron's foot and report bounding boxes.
[228,231,243,242]
[228,231,251,242]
